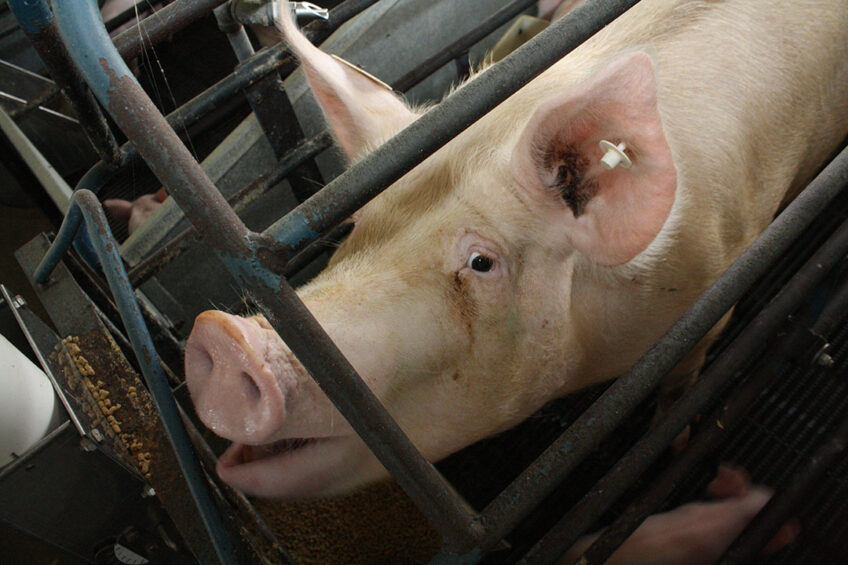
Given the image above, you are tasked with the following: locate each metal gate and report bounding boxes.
[2,1,847,563]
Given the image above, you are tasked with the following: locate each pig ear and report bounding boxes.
[276,4,421,160]
[511,52,677,266]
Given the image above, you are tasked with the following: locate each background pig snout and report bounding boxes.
[185,311,285,443]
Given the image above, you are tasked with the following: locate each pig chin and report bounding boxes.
[216,433,381,498]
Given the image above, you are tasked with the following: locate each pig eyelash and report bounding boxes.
[467,251,495,273]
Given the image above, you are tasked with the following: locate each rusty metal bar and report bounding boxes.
[113,0,228,61]
[476,144,848,550]
[7,0,123,167]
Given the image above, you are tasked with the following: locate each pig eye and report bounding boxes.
[468,252,494,272]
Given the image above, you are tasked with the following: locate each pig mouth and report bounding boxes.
[215,434,367,498]
[228,437,316,464]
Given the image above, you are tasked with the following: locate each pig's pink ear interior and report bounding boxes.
[511,52,677,266]
[277,4,421,161]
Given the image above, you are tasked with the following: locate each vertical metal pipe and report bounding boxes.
[476,145,848,550]
[7,0,123,167]
[36,190,238,565]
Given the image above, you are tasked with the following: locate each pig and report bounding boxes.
[103,187,167,234]
[185,0,848,507]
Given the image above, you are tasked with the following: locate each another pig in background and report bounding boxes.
[185,0,848,499]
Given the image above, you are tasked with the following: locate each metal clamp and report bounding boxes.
[231,0,329,27]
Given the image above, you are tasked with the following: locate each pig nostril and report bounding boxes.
[194,347,213,377]
[240,371,262,403]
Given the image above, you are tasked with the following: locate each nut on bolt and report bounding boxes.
[815,352,835,368]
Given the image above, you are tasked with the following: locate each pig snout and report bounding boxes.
[185,310,286,444]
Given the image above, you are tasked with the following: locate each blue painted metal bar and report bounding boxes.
[34,189,237,565]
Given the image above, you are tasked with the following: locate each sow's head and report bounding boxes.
[184,7,677,499]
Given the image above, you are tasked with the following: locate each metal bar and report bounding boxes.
[542,248,848,565]
[113,0,229,62]
[7,83,62,120]
[392,0,538,92]
[7,0,123,167]
[719,408,848,564]
[52,1,482,552]
[0,106,73,214]
[476,144,848,549]
[216,3,326,201]
[264,0,643,259]
[34,190,238,565]
[127,130,334,287]
[215,4,257,63]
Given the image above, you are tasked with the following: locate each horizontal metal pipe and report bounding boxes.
[719,407,848,564]
[392,0,538,92]
[36,190,237,565]
[8,0,123,167]
[52,0,482,552]
[113,0,228,62]
[476,144,848,549]
[265,0,643,258]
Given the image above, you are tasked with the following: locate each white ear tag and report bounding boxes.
[599,140,632,170]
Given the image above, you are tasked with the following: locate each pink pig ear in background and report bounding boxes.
[511,52,677,266]
[276,3,421,161]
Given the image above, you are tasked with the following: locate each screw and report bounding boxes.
[80,437,98,452]
[142,485,156,498]
[816,352,835,368]
[90,428,104,442]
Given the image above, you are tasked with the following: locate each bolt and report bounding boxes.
[90,428,104,442]
[816,352,835,368]
[142,485,156,498]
